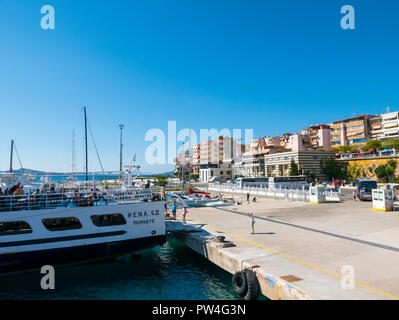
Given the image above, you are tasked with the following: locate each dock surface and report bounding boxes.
[166,195,399,300]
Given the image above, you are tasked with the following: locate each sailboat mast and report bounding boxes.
[84,107,88,181]
[9,140,14,172]
[119,124,124,176]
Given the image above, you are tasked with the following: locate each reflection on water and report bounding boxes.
[0,237,255,300]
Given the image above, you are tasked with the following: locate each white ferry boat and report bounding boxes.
[0,173,166,276]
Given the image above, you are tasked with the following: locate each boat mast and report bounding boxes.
[83,107,88,181]
[119,124,124,177]
[9,140,14,172]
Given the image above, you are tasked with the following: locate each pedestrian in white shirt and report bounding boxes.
[248,212,255,234]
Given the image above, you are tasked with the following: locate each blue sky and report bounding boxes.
[0,0,398,173]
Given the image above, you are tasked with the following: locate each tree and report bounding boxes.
[320,158,348,181]
[381,139,399,150]
[156,175,168,187]
[333,145,357,154]
[374,160,398,183]
[289,159,299,176]
[310,167,316,181]
[362,139,382,153]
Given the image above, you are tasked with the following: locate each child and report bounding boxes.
[182,206,188,223]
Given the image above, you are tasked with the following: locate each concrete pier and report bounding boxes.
[166,194,399,300]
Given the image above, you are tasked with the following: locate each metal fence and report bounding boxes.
[203,183,342,202]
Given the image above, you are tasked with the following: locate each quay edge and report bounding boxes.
[166,221,314,300]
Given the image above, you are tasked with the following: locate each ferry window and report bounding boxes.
[0,221,32,236]
[91,214,126,227]
[42,217,82,231]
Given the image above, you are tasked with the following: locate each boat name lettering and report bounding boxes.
[128,210,160,218]
[132,219,155,225]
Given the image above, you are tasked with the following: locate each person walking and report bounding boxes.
[182,206,188,223]
[164,202,169,218]
[246,192,250,204]
[248,212,255,234]
[353,189,357,201]
[172,202,177,220]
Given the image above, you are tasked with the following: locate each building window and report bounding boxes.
[0,221,32,236]
[42,217,82,231]
[91,214,126,227]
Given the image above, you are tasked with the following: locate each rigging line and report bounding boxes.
[87,121,105,174]
[13,142,24,174]
[129,153,136,168]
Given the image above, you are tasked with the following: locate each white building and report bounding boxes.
[199,163,233,183]
[381,111,399,139]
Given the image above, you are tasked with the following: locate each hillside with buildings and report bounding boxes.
[174,110,399,183]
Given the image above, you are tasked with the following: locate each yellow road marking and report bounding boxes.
[176,215,399,300]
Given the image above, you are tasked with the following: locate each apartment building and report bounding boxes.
[285,125,331,151]
[329,114,375,147]
[199,140,218,164]
[369,116,383,140]
[287,134,304,151]
[280,133,293,148]
[191,144,201,175]
[308,124,331,150]
[364,111,399,141]
[196,136,244,182]
[381,111,399,139]
[234,138,288,177]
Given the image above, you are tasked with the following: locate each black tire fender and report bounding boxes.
[232,271,247,297]
[243,269,261,300]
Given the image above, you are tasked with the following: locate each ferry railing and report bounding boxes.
[0,189,154,213]
[0,192,106,212]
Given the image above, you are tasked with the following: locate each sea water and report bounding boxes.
[0,238,262,300]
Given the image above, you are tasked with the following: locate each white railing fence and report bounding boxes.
[202,183,342,202]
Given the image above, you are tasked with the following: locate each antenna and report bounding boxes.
[386,106,390,113]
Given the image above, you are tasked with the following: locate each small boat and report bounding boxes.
[165,193,230,208]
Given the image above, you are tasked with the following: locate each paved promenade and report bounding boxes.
[168,196,399,300]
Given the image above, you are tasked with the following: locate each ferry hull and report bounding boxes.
[0,235,166,276]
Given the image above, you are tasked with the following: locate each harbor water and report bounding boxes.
[0,237,256,300]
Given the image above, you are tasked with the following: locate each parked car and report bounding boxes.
[355,178,377,201]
